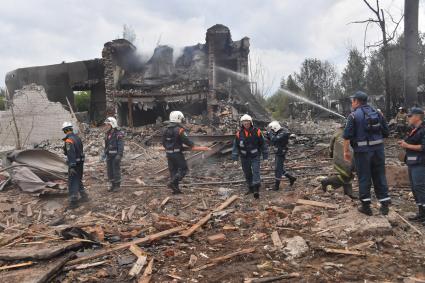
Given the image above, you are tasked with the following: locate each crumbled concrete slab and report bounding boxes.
[284,236,309,260]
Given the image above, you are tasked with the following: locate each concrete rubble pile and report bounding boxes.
[0,116,424,282]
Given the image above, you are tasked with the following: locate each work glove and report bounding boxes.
[69,167,77,177]
[232,154,238,161]
[115,155,122,161]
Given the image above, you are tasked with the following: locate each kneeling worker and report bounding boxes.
[62,122,89,208]
[321,124,355,198]
[162,111,194,194]
[398,107,425,224]
[232,114,268,199]
[267,121,296,191]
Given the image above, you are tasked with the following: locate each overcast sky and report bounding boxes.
[0,0,424,94]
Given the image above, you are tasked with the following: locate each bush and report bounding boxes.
[74,91,90,112]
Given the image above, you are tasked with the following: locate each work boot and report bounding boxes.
[107,182,115,192]
[286,173,297,186]
[253,184,260,199]
[245,185,254,195]
[358,203,373,216]
[79,191,90,202]
[320,179,330,192]
[380,202,390,216]
[68,198,79,209]
[172,185,182,195]
[273,180,280,191]
[113,182,121,191]
[343,184,356,199]
[408,206,425,222]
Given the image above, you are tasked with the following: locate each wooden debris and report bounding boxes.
[0,241,82,260]
[127,205,137,220]
[0,231,26,247]
[296,199,339,209]
[160,197,170,209]
[192,247,255,271]
[129,255,147,277]
[393,210,423,236]
[270,231,283,248]
[0,261,34,271]
[63,260,107,271]
[207,233,226,243]
[167,274,183,280]
[188,254,198,268]
[136,177,146,185]
[26,204,33,217]
[67,226,184,266]
[350,240,375,250]
[96,212,116,221]
[129,245,145,258]
[223,225,238,231]
[181,195,239,238]
[266,206,288,217]
[244,273,300,283]
[121,209,126,221]
[138,258,154,283]
[323,248,365,256]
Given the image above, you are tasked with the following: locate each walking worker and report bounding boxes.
[162,111,194,194]
[395,107,408,138]
[104,117,124,192]
[62,122,89,208]
[321,124,355,199]
[397,107,425,224]
[343,91,390,216]
[266,121,296,191]
[232,114,268,199]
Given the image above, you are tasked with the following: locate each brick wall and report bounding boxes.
[0,84,78,147]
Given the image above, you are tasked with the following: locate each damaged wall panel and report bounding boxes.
[0,84,78,147]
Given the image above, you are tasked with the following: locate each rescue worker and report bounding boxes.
[395,107,408,138]
[62,122,88,208]
[162,111,194,194]
[266,121,296,191]
[232,114,268,199]
[343,91,390,216]
[104,117,124,192]
[321,124,355,199]
[397,107,425,224]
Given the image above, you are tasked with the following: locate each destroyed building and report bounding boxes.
[5,24,269,128]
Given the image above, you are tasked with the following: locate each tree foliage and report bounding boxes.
[74,91,90,112]
[341,48,366,96]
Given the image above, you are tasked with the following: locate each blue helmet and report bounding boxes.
[350,91,368,103]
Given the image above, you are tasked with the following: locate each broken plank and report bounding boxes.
[323,248,365,256]
[181,195,238,237]
[129,255,147,277]
[393,210,423,236]
[0,261,33,271]
[0,241,82,260]
[63,260,107,271]
[296,199,338,209]
[129,245,145,258]
[67,226,184,266]
[350,240,375,250]
[266,206,288,217]
[207,233,226,243]
[121,209,126,221]
[270,231,283,248]
[192,248,255,271]
[127,205,137,220]
[26,204,33,217]
[138,258,154,283]
[160,197,170,209]
[244,273,300,283]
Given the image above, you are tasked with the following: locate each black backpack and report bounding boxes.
[361,107,382,134]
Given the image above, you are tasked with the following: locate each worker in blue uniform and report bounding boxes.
[398,107,425,225]
[343,91,390,216]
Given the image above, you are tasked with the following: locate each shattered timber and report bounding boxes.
[0,25,424,283]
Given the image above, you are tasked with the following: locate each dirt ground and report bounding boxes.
[1,122,425,282]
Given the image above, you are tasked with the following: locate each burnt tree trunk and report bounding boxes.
[404,0,420,107]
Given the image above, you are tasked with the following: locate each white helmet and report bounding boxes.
[62,121,73,131]
[104,117,118,128]
[268,121,282,132]
[169,111,185,123]
[240,114,253,124]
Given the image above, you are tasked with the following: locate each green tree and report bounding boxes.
[341,48,366,96]
[366,51,385,97]
[74,91,90,112]
[286,74,301,93]
[0,87,6,110]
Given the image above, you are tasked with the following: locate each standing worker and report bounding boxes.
[395,107,408,138]
[266,121,296,191]
[397,108,425,224]
[104,117,124,192]
[321,124,355,199]
[62,122,89,208]
[232,114,268,199]
[343,91,390,216]
[162,111,194,194]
